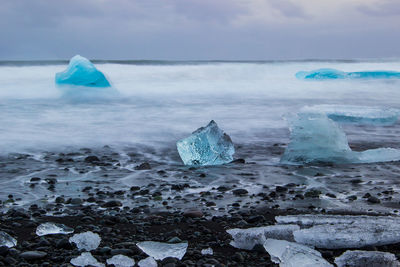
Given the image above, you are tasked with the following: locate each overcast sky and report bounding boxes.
[1,0,400,60]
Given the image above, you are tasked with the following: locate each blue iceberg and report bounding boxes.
[301,105,399,125]
[55,55,110,87]
[296,68,400,80]
[280,113,400,165]
[177,120,235,166]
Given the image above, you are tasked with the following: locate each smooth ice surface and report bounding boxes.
[69,231,101,251]
[301,105,399,125]
[201,248,214,255]
[106,254,135,267]
[227,225,300,250]
[0,231,17,248]
[335,250,400,267]
[36,222,74,236]
[55,55,110,87]
[176,120,235,166]
[70,252,105,267]
[296,68,400,80]
[138,257,158,267]
[136,241,188,260]
[280,113,400,164]
[263,239,332,267]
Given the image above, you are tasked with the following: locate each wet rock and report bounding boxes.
[232,189,248,196]
[20,251,47,260]
[135,163,151,170]
[183,209,204,218]
[304,189,322,198]
[85,156,100,163]
[102,200,122,208]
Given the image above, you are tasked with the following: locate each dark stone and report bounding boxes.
[135,163,151,170]
[232,189,248,196]
[304,189,321,198]
[276,186,287,192]
[325,193,336,198]
[20,251,47,260]
[84,156,100,163]
[30,177,41,182]
[368,196,381,204]
[102,200,122,208]
[55,197,65,203]
[231,158,245,164]
[70,198,83,205]
[183,209,204,218]
[130,186,140,191]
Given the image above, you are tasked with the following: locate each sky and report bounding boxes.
[1,0,400,60]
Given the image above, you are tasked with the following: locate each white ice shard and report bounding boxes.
[138,257,158,267]
[136,241,188,260]
[280,113,400,164]
[69,231,101,251]
[263,239,332,267]
[227,225,300,250]
[106,254,135,267]
[0,231,17,248]
[201,248,213,255]
[301,105,399,125]
[176,120,235,166]
[36,222,74,236]
[70,252,105,267]
[335,250,400,267]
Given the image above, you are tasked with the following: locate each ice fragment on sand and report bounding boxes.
[56,55,110,87]
[335,250,400,267]
[296,68,400,80]
[138,257,158,267]
[201,248,213,255]
[176,120,235,166]
[36,222,74,236]
[69,231,101,251]
[0,231,17,248]
[301,105,399,125]
[70,252,104,267]
[263,239,332,267]
[227,225,300,250]
[136,241,188,260]
[106,254,135,267]
[280,113,400,164]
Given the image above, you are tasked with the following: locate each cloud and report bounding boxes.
[358,0,400,16]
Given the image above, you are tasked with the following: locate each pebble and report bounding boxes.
[20,251,47,260]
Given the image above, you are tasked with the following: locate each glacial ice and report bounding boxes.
[227,225,300,250]
[69,231,101,251]
[36,222,74,236]
[106,254,135,267]
[176,120,235,166]
[296,68,400,80]
[0,231,17,248]
[55,55,110,87]
[70,252,105,267]
[335,250,400,267]
[301,105,399,125]
[263,239,333,267]
[280,113,400,164]
[201,247,214,255]
[136,241,188,260]
[138,257,158,267]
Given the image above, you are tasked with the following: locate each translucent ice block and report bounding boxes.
[36,222,74,236]
[136,241,188,260]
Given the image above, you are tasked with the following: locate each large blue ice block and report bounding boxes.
[296,69,400,80]
[176,120,235,166]
[55,55,110,87]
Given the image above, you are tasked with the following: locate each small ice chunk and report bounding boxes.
[227,225,300,250]
[201,248,213,255]
[56,55,110,87]
[296,69,400,80]
[280,113,400,165]
[136,241,188,260]
[69,231,101,251]
[264,239,332,267]
[106,254,135,267]
[36,222,74,236]
[138,257,158,267]
[70,252,105,267]
[335,250,400,267]
[176,120,235,166]
[301,105,399,125]
[0,231,17,248]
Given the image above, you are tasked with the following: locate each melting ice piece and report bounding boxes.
[176,120,235,166]
[106,254,135,267]
[301,105,399,125]
[263,239,333,267]
[280,113,400,164]
[36,222,74,236]
[69,231,101,251]
[201,248,213,255]
[335,250,400,267]
[296,68,400,80]
[227,225,300,250]
[56,55,110,87]
[70,252,105,267]
[136,241,188,260]
[138,257,158,267]
[0,231,17,248]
